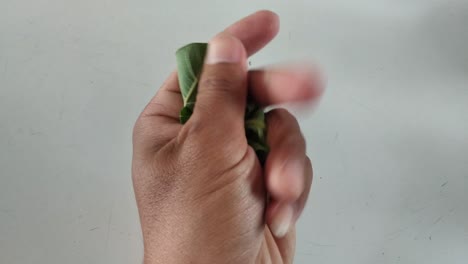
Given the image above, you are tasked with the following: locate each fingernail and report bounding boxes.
[271,205,294,238]
[205,33,243,65]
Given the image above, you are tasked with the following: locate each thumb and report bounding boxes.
[192,33,247,130]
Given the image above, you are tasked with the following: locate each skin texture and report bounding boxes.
[132,10,324,264]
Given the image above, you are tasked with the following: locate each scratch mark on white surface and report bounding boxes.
[348,96,376,112]
[89,227,99,231]
[410,205,428,214]
[385,226,409,240]
[414,208,457,240]
[334,132,347,173]
[407,195,439,214]
[58,91,65,121]
[106,204,114,249]
[385,219,423,241]
[7,136,15,147]
[133,81,152,89]
[34,39,40,50]
[296,250,317,256]
[29,128,44,136]
[440,181,448,187]
[432,215,444,226]
[430,208,456,228]
[307,241,336,247]
[92,66,118,76]
[0,208,13,215]
[58,108,65,121]
[2,58,8,78]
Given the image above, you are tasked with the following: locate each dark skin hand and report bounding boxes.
[132,11,324,264]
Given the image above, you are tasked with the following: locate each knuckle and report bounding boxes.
[273,108,292,118]
[177,118,247,169]
[132,115,177,154]
[200,77,236,95]
[132,116,146,144]
[176,118,203,145]
[268,108,305,147]
[281,133,306,153]
[297,131,307,147]
[268,108,296,129]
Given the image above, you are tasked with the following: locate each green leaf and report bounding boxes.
[176,43,270,164]
[245,101,269,164]
[176,43,207,123]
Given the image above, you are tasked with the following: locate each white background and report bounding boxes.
[1,0,467,263]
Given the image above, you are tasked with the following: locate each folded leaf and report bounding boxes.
[176,43,208,124]
[176,43,269,164]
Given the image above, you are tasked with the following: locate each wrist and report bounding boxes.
[141,221,259,264]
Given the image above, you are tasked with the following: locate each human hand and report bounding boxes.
[132,10,324,264]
